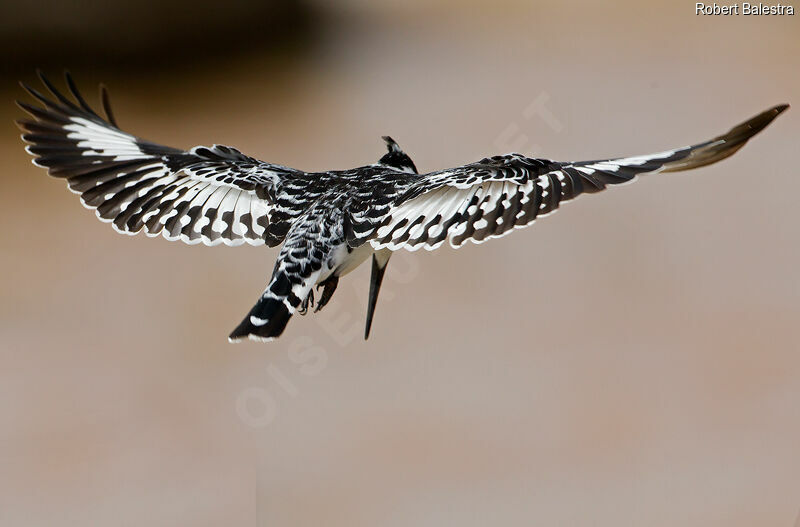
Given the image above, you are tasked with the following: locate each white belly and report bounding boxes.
[317,243,375,283]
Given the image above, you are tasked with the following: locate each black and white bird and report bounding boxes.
[17,72,788,342]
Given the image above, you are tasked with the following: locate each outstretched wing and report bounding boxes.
[17,71,306,247]
[366,104,788,251]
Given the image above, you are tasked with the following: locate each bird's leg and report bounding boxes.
[314,275,339,313]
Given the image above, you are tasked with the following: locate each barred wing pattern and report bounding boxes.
[367,105,788,251]
[17,72,305,247]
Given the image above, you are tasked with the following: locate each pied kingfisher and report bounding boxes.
[17,72,787,342]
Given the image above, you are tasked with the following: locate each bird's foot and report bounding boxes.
[298,288,315,316]
[314,276,339,313]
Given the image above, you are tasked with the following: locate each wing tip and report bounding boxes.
[773,103,790,114]
[727,103,790,141]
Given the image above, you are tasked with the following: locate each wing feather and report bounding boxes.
[17,72,306,247]
[369,105,788,251]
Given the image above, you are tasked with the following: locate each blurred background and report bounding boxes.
[1,1,798,525]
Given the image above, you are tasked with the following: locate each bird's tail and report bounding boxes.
[228,266,303,343]
[228,295,292,343]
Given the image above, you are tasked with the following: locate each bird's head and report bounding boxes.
[379,136,418,174]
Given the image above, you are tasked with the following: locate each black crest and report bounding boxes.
[379,136,418,174]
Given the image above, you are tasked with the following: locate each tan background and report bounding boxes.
[1,1,798,525]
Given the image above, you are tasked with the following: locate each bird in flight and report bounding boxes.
[17,72,788,343]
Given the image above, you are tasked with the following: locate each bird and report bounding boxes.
[17,71,788,343]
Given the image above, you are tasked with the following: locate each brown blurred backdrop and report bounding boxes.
[1,1,798,526]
